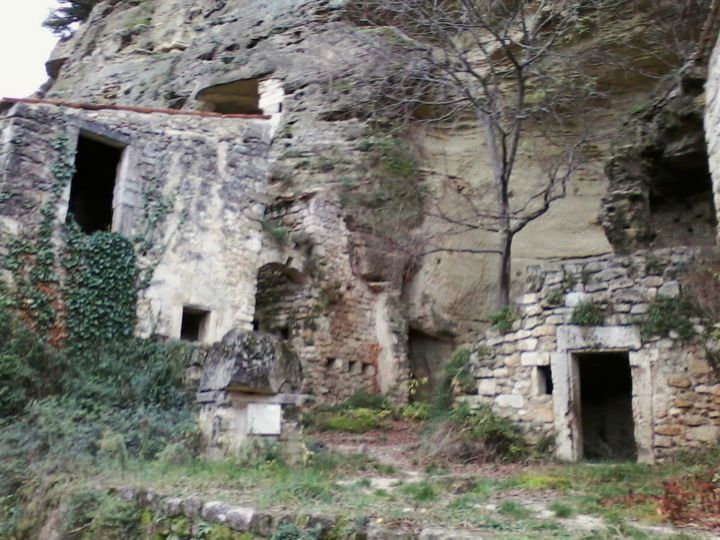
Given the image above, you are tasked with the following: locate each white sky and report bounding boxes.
[0,1,60,98]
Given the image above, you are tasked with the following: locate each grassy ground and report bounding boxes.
[83,444,716,539]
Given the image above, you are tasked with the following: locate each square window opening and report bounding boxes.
[181,307,210,342]
[537,365,553,395]
[66,134,125,234]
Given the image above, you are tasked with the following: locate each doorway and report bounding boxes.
[575,352,637,461]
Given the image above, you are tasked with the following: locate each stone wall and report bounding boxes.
[469,247,720,463]
[258,193,410,403]
[0,101,270,342]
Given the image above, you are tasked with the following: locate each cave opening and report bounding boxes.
[408,328,455,402]
[253,263,304,338]
[576,352,636,461]
[66,134,125,234]
[648,142,717,247]
[196,78,262,115]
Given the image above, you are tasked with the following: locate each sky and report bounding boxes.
[0,1,60,98]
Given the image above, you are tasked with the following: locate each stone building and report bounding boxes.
[2,0,720,459]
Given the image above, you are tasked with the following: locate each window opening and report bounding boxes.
[537,365,553,395]
[66,134,124,234]
[181,307,210,342]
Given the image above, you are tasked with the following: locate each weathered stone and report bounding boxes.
[655,424,685,436]
[687,425,720,442]
[496,394,524,409]
[658,281,681,298]
[667,376,691,389]
[201,501,231,523]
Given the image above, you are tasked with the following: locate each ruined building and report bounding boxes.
[1,0,720,462]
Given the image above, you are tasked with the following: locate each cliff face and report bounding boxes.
[15,0,718,400]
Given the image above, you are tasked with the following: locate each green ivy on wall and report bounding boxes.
[62,222,140,347]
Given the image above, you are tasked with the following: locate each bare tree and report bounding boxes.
[348,0,711,308]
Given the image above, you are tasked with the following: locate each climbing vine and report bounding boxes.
[62,222,140,348]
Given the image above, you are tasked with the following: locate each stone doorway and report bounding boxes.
[576,352,637,461]
[552,326,653,463]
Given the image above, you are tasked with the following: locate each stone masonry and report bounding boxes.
[469,247,720,463]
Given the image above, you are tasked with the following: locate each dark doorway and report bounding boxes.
[576,352,636,461]
[196,78,262,115]
[181,307,210,342]
[408,329,454,402]
[66,135,124,234]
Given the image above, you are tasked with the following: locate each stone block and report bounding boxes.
[565,292,591,307]
[655,424,685,436]
[517,338,538,352]
[247,403,282,435]
[201,501,231,523]
[630,304,649,315]
[521,352,550,366]
[226,507,256,531]
[532,325,555,337]
[477,379,497,396]
[687,425,719,442]
[519,293,539,305]
[504,354,520,367]
[658,281,680,298]
[654,436,674,447]
[667,376,691,389]
[496,394,524,409]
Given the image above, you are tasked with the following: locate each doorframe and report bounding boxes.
[551,326,654,463]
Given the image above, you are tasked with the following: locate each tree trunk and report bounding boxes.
[497,230,512,308]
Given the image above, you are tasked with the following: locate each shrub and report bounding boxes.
[642,297,696,341]
[321,408,390,433]
[426,403,526,463]
[430,348,474,417]
[489,306,517,333]
[400,402,431,421]
[570,301,605,326]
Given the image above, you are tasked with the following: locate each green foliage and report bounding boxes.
[498,500,530,519]
[317,407,390,433]
[271,522,323,540]
[63,224,139,347]
[44,0,101,37]
[545,289,564,307]
[262,218,290,245]
[344,389,392,410]
[448,403,526,460]
[431,347,473,416]
[549,501,575,518]
[400,480,437,502]
[641,297,697,341]
[342,135,425,232]
[400,402,431,421]
[62,490,140,540]
[489,306,516,333]
[0,307,66,416]
[570,301,605,326]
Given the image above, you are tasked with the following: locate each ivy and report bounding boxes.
[62,222,139,348]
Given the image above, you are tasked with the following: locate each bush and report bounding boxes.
[0,309,67,417]
[317,408,390,433]
[642,297,696,341]
[430,348,473,417]
[426,403,526,463]
[570,301,605,326]
[489,306,516,333]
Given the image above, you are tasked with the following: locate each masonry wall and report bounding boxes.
[469,247,720,463]
[0,102,270,343]
[257,194,410,403]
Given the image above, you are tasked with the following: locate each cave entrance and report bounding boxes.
[196,78,262,115]
[66,134,125,234]
[253,263,304,338]
[575,352,636,461]
[408,329,454,402]
[649,140,717,248]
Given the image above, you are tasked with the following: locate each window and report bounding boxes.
[180,307,210,342]
[66,134,125,233]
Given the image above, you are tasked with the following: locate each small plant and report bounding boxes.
[262,218,290,245]
[489,306,516,333]
[400,480,437,502]
[545,289,564,307]
[549,501,575,518]
[641,297,696,341]
[570,301,605,326]
[645,255,666,276]
[322,407,390,433]
[498,500,531,519]
[400,402,431,421]
[431,348,474,416]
